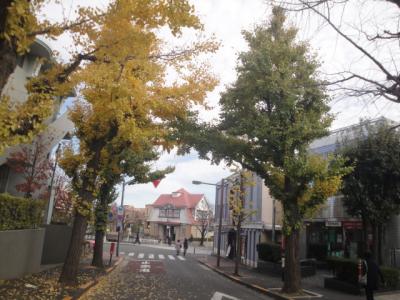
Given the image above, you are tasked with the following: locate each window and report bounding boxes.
[159,206,180,218]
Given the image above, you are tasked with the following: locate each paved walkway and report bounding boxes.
[198,256,400,300]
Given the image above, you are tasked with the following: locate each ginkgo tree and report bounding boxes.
[58,0,217,284]
[91,144,173,268]
[175,7,349,294]
[228,169,255,276]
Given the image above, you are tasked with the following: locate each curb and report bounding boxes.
[197,260,290,300]
[63,257,123,300]
[197,260,322,300]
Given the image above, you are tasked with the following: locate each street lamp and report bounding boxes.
[192,179,227,267]
[116,176,136,257]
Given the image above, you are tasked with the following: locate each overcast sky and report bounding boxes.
[53,1,400,208]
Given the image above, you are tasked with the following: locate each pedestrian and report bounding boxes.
[134,232,141,244]
[183,238,188,256]
[361,252,385,300]
[175,239,181,256]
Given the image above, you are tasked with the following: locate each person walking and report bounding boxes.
[361,252,385,300]
[175,239,181,256]
[183,238,188,256]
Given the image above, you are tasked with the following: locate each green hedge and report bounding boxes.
[381,267,400,288]
[0,193,44,230]
[327,256,400,288]
[308,244,328,260]
[256,242,281,262]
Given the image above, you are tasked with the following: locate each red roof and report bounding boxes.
[152,188,203,208]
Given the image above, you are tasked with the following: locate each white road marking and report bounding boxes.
[128,252,134,256]
[211,292,240,300]
[158,254,165,259]
[148,254,154,259]
[177,256,185,261]
[138,253,144,259]
[168,255,175,260]
[120,252,125,255]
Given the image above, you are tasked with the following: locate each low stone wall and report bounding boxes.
[41,224,72,265]
[0,228,45,279]
[257,259,316,277]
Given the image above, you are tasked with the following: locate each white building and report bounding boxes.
[0,39,74,198]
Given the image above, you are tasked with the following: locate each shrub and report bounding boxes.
[381,267,400,288]
[256,242,281,262]
[308,244,328,260]
[326,256,359,284]
[327,256,400,288]
[0,193,44,230]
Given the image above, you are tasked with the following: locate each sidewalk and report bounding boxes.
[197,256,400,300]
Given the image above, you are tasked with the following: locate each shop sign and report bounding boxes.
[342,221,363,229]
[325,220,341,227]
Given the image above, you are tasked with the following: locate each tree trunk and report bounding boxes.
[91,229,104,268]
[361,216,369,253]
[234,222,242,276]
[199,228,205,246]
[59,211,87,285]
[0,1,18,95]
[372,222,379,263]
[282,228,301,294]
[377,224,383,265]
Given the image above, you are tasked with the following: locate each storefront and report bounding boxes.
[306,219,363,260]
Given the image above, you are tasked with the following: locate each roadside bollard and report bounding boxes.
[109,242,115,266]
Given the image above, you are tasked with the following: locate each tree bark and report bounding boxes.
[372,222,379,263]
[199,228,205,246]
[377,224,383,265]
[59,211,88,285]
[91,229,104,268]
[234,222,242,276]
[0,0,18,94]
[361,216,369,253]
[282,228,301,294]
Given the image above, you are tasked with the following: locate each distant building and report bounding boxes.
[147,188,212,242]
[214,172,283,267]
[0,39,73,199]
[124,205,146,237]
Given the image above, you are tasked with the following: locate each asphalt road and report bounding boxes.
[83,243,273,300]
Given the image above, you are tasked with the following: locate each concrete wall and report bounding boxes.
[0,228,45,279]
[41,224,72,265]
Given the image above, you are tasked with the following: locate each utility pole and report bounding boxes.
[116,180,126,257]
[216,179,225,267]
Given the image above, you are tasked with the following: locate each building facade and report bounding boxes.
[213,172,283,267]
[305,118,400,264]
[147,188,212,242]
[0,39,73,199]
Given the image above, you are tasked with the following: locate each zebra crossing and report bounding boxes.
[121,252,186,261]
